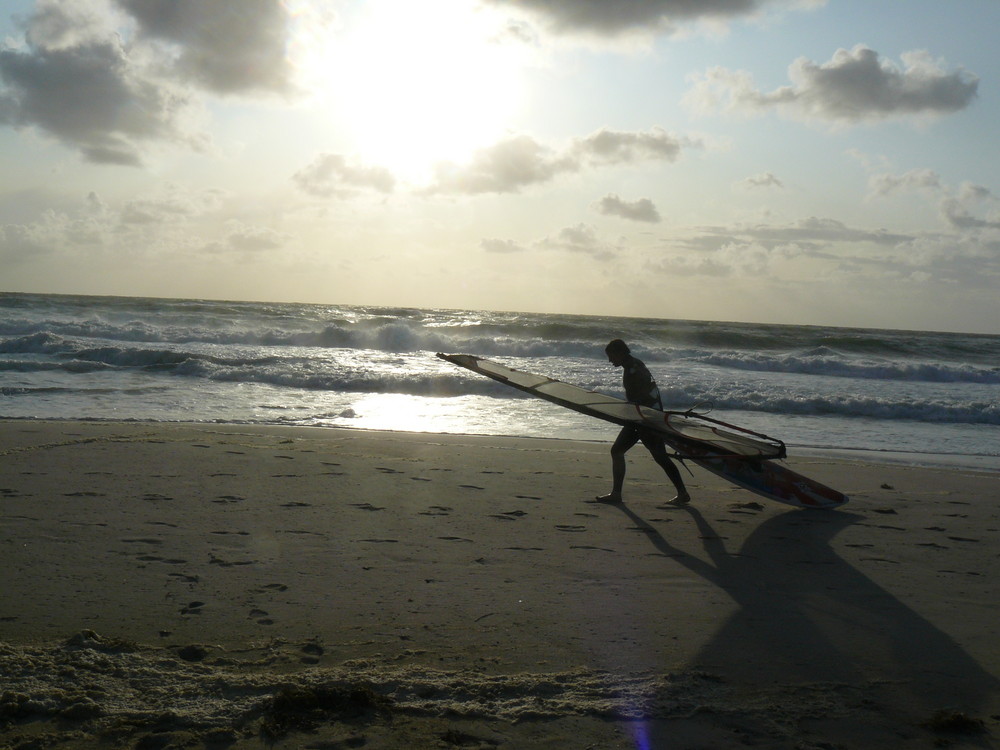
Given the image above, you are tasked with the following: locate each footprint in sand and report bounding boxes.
[556,525,586,532]
[249,608,276,624]
[63,491,105,497]
[515,494,542,500]
[438,536,473,542]
[419,505,452,516]
[280,501,310,507]
[505,546,544,551]
[300,642,324,664]
[350,502,385,511]
[570,545,615,553]
[376,467,403,474]
[459,484,485,490]
[213,495,244,504]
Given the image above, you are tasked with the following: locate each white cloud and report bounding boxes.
[223,222,289,253]
[864,167,1000,230]
[480,238,527,253]
[541,223,618,259]
[867,168,942,198]
[292,154,396,198]
[481,224,620,260]
[595,194,661,223]
[428,127,691,195]
[685,45,978,124]
[738,172,783,190]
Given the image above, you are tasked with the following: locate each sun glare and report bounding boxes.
[295,0,526,183]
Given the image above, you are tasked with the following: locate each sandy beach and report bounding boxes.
[1,420,998,748]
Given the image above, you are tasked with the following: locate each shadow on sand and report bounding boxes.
[613,502,999,746]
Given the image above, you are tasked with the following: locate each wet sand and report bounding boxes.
[1,420,998,748]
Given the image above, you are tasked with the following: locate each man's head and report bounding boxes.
[605,339,630,366]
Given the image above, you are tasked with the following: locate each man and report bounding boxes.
[596,339,691,506]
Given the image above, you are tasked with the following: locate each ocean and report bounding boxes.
[1,292,998,470]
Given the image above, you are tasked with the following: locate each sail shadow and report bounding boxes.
[614,503,999,721]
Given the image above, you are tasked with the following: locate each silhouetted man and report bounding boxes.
[597,339,690,505]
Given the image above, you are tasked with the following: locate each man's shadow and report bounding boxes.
[614,502,998,722]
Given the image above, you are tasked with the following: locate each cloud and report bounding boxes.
[428,127,690,194]
[738,172,783,190]
[867,168,942,198]
[481,238,527,253]
[0,1,199,166]
[541,223,619,259]
[223,222,289,252]
[595,194,661,223]
[481,224,619,259]
[685,45,978,124]
[940,185,1000,230]
[864,168,1000,230]
[292,154,396,197]
[120,189,225,224]
[683,216,913,249]
[114,0,297,95]
[481,0,823,38]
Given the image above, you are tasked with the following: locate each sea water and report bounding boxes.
[1,292,998,470]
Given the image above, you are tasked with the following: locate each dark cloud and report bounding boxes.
[0,38,191,166]
[481,0,769,36]
[429,127,689,195]
[0,4,195,166]
[595,194,661,223]
[292,154,396,197]
[0,0,297,165]
[115,0,296,95]
[688,46,978,123]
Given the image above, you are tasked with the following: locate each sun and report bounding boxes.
[295,0,528,183]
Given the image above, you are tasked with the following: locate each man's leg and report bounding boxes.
[641,432,691,504]
[596,427,639,502]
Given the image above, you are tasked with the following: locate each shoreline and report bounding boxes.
[2,414,997,474]
[2,419,998,748]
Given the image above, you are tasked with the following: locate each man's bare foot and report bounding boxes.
[595,493,623,504]
[668,491,691,506]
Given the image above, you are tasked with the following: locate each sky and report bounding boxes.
[2,0,999,334]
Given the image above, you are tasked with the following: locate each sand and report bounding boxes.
[1,420,998,749]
